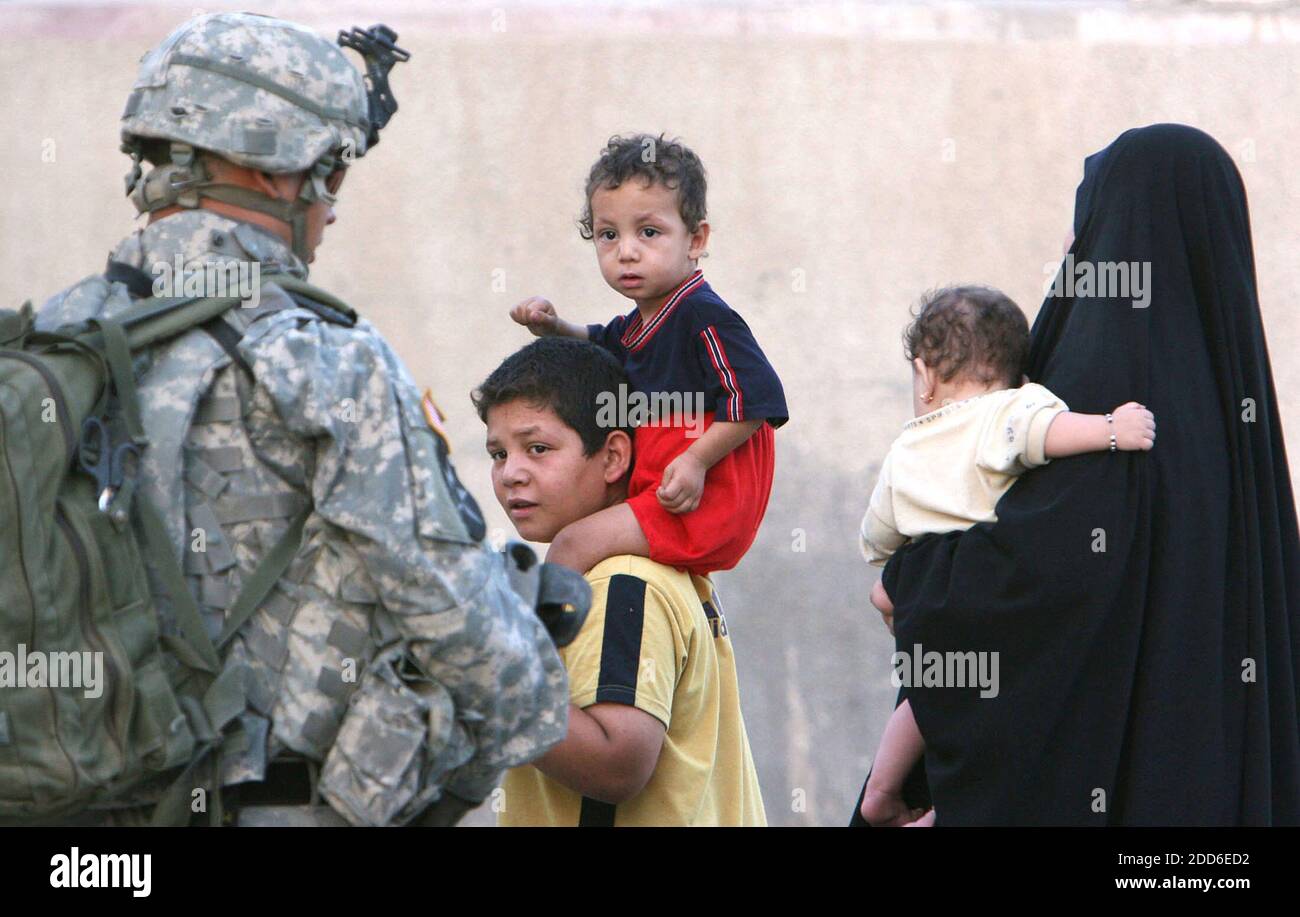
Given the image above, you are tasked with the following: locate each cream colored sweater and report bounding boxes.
[860,383,1069,567]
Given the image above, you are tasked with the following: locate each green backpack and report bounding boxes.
[0,271,344,825]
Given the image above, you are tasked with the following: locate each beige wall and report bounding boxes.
[4,0,1298,825]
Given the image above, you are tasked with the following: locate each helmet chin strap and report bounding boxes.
[126,141,334,263]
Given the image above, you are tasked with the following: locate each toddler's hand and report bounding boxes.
[510,296,562,337]
[1111,402,1156,451]
[657,451,707,514]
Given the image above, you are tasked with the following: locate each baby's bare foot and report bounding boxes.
[903,808,936,827]
[860,786,927,827]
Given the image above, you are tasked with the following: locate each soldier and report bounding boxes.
[32,12,570,826]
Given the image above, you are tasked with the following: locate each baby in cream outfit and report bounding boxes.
[859,286,1156,827]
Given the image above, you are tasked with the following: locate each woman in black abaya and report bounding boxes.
[851,123,1300,825]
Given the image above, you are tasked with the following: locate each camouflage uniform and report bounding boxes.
[32,13,569,825]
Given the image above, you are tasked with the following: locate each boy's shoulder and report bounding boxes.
[586,554,695,594]
[585,555,704,624]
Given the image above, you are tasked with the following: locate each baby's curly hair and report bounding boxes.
[578,133,707,240]
[903,286,1029,388]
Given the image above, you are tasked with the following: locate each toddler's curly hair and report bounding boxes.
[578,133,707,240]
[903,286,1029,388]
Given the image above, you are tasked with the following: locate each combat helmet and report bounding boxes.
[120,12,408,261]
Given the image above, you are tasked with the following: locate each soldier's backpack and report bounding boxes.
[0,270,348,824]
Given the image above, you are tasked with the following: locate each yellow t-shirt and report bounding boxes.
[497,555,767,827]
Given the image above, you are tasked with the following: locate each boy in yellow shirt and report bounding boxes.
[474,337,766,826]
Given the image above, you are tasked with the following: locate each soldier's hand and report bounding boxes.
[510,296,562,337]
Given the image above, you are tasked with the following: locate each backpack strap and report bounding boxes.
[94,261,358,354]
[134,495,222,675]
[82,314,146,446]
[104,258,155,299]
[105,259,252,373]
[201,318,252,376]
[271,274,358,327]
[93,261,281,353]
[216,503,311,650]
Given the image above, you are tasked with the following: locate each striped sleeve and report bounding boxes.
[564,574,678,729]
[693,307,788,428]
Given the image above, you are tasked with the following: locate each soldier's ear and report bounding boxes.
[260,170,304,202]
[217,159,297,202]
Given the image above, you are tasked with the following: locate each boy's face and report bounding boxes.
[485,398,629,543]
[590,178,709,308]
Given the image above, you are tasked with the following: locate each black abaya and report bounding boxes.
[851,124,1300,826]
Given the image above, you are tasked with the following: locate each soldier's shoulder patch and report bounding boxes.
[422,388,450,452]
[419,387,486,542]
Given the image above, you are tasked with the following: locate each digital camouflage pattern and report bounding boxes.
[36,209,570,825]
[122,12,371,174]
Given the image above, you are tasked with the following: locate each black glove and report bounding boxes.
[502,542,591,647]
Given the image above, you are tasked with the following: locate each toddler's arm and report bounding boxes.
[861,510,907,567]
[860,453,907,567]
[1045,401,1156,458]
[658,419,762,514]
[509,295,590,340]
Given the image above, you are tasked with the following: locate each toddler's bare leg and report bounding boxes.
[545,503,650,574]
[859,699,928,826]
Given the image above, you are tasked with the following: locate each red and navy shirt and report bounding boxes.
[586,270,788,428]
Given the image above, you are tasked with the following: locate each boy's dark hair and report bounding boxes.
[472,338,635,455]
[578,133,707,240]
[902,286,1030,388]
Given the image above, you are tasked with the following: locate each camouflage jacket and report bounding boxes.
[36,209,568,825]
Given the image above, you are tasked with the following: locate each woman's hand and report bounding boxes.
[871,579,895,634]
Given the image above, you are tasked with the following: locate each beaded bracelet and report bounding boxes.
[1106,413,1117,452]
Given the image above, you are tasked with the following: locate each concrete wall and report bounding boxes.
[3,0,1298,826]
